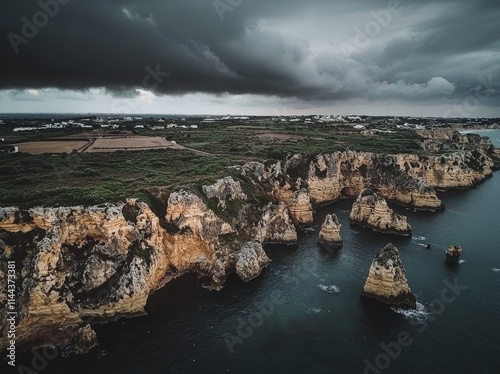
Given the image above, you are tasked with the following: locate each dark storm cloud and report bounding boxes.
[1,0,499,105]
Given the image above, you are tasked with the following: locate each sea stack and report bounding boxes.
[318,214,343,250]
[446,245,462,262]
[350,189,412,236]
[362,243,417,308]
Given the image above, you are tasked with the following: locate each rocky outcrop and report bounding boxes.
[350,189,412,236]
[0,179,296,353]
[0,200,160,354]
[395,152,493,189]
[418,129,495,153]
[287,189,314,227]
[362,244,416,307]
[242,152,445,210]
[242,145,495,211]
[446,245,462,262]
[254,202,298,245]
[201,176,247,209]
[234,242,270,282]
[318,214,343,249]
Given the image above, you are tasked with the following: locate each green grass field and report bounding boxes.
[0,123,426,208]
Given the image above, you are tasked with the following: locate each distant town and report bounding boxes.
[1,114,499,155]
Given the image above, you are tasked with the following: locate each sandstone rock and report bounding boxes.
[362,244,416,307]
[446,245,462,262]
[350,189,412,236]
[287,189,314,227]
[318,214,343,249]
[234,242,270,282]
[202,176,247,209]
[72,324,98,354]
[242,147,494,211]
[242,151,447,210]
[254,202,298,245]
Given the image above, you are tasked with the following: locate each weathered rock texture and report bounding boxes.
[241,138,495,212]
[0,179,295,353]
[350,189,412,236]
[287,189,314,227]
[362,244,417,307]
[318,214,343,249]
[446,245,462,262]
[254,202,298,245]
[234,242,270,282]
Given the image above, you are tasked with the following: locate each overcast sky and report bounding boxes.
[1,0,499,116]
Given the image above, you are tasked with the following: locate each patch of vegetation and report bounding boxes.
[0,123,428,208]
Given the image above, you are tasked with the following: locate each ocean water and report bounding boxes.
[26,131,500,374]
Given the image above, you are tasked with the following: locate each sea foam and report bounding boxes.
[318,284,341,294]
[391,302,430,323]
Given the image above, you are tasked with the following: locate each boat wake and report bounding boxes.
[492,268,500,272]
[413,241,427,248]
[412,235,426,241]
[391,302,430,324]
[318,284,341,294]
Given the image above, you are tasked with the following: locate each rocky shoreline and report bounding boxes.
[0,130,497,353]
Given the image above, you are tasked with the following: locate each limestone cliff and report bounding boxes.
[0,178,294,353]
[362,244,416,307]
[287,189,314,227]
[350,189,412,236]
[0,201,160,354]
[394,152,493,189]
[254,202,298,245]
[242,147,494,211]
[234,242,270,282]
[318,214,343,249]
[242,151,444,210]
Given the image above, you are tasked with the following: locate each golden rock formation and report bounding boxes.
[362,244,416,307]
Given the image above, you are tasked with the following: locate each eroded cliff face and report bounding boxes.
[394,152,493,189]
[0,177,295,353]
[287,189,314,227]
[242,152,442,210]
[254,202,298,245]
[242,148,494,210]
[234,242,270,282]
[418,129,495,154]
[362,244,416,307]
[350,189,412,236]
[318,214,343,250]
[0,201,160,354]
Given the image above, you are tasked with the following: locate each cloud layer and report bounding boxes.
[1,0,499,115]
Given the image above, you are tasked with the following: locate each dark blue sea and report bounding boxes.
[18,130,500,374]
